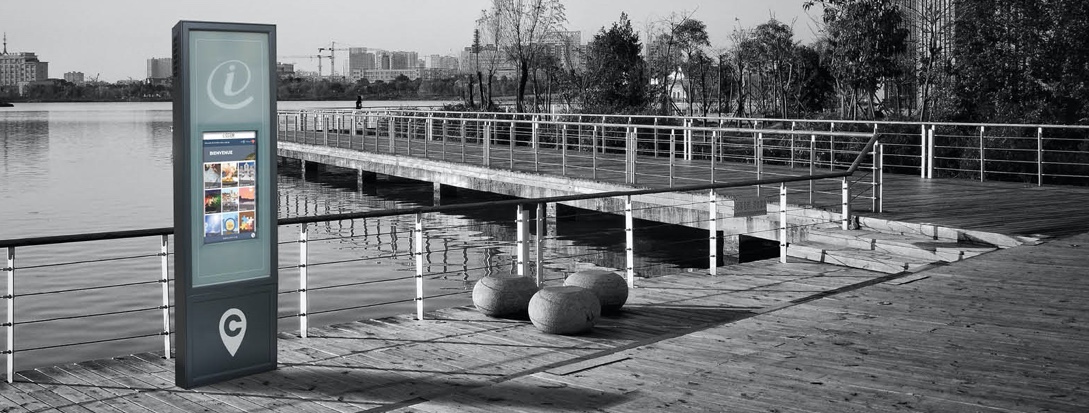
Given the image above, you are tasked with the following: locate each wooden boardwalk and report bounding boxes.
[280,131,1089,239]
[3,230,1088,412]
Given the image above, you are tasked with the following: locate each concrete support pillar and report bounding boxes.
[433,182,443,206]
[300,159,307,179]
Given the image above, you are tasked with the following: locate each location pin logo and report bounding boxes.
[219,308,247,357]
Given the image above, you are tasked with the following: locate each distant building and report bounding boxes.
[146,57,171,85]
[64,71,85,84]
[427,54,459,70]
[1,35,49,95]
[276,63,295,79]
[459,44,517,79]
[363,68,420,82]
[390,51,418,70]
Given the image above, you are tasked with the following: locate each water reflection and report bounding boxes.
[0,111,50,189]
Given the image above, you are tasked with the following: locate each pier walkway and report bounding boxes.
[2,231,1086,411]
[277,129,1089,239]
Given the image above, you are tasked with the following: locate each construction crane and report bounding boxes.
[278,54,327,77]
[318,42,347,78]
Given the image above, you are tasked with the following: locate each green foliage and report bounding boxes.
[953,0,1089,124]
[811,0,909,118]
[582,13,648,114]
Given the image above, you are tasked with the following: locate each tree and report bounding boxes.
[582,13,648,114]
[488,0,567,113]
[807,0,909,119]
[646,14,710,115]
[751,18,796,117]
[953,0,1089,124]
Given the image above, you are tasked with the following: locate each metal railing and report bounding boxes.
[0,122,878,384]
[277,110,886,214]
[280,109,1089,187]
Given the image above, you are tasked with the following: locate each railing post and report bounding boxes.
[535,203,545,287]
[979,126,986,182]
[669,129,676,188]
[790,121,797,168]
[928,125,936,179]
[441,118,447,161]
[653,118,659,158]
[1037,127,1044,186]
[708,191,717,276]
[780,183,787,264]
[710,130,717,182]
[5,247,14,383]
[920,124,927,178]
[388,115,396,154]
[810,135,816,205]
[483,122,491,167]
[625,195,635,289]
[630,127,638,185]
[756,133,763,196]
[874,142,884,213]
[841,177,851,230]
[592,125,598,180]
[159,235,171,359]
[298,223,309,338]
[830,122,835,170]
[685,119,693,161]
[509,117,516,170]
[516,204,530,277]
[415,213,425,320]
[533,116,540,172]
[323,113,329,146]
[561,124,568,176]
[424,114,432,158]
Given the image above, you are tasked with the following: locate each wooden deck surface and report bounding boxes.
[281,131,1089,238]
[4,231,1088,412]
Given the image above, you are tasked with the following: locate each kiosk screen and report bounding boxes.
[201,131,258,244]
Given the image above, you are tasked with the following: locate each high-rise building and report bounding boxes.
[64,71,85,84]
[890,0,958,113]
[389,51,418,70]
[146,57,172,85]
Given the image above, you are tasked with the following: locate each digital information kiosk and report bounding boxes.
[172,21,277,389]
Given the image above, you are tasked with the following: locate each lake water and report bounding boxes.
[0,101,708,370]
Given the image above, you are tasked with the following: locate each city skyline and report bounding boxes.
[0,0,819,82]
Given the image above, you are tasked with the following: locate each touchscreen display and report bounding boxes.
[202,131,257,244]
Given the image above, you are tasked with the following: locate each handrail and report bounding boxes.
[279,108,1089,130]
[0,133,878,249]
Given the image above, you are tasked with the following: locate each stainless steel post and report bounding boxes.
[298,224,308,338]
[979,126,985,182]
[5,247,14,383]
[625,195,635,288]
[561,124,568,176]
[669,129,676,187]
[810,135,816,205]
[160,235,171,359]
[1037,127,1044,186]
[708,191,717,276]
[516,204,530,277]
[415,213,425,320]
[780,183,787,264]
[841,177,851,230]
[536,203,545,287]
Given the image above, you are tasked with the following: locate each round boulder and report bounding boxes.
[472,276,538,318]
[528,286,601,335]
[564,269,628,314]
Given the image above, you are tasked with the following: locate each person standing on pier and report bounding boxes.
[355,95,363,109]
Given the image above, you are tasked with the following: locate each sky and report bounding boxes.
[0,0,822,82]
